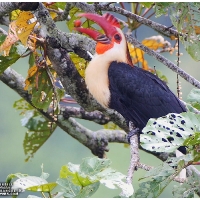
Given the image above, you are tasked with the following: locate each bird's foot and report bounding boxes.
[127,128,139,143]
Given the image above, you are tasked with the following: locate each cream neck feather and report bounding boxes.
[85,28,128,108]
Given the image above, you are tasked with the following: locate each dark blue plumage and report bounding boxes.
[108,61,186,131]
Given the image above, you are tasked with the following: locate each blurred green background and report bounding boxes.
[1,4,200,198]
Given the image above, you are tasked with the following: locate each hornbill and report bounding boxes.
[74,13,187,153]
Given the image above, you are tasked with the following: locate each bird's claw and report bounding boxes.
[127,128,139,143]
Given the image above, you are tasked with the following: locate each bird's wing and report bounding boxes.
[108,61,186,130]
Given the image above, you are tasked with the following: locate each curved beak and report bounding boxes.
[74,13,118,43]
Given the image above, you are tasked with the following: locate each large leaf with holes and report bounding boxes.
[23,117,56,162]
[10,168,57,193]
[141,112,200,153]
[12,176,57,192]
[14,98,56,162]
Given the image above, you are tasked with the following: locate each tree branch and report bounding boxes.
[0,2,17,17]
[126,35,200,89]
[70,2,96,13]
[54,3,71,22]
[71,2,185,38]
[0,67,127,158]
[61,106,110,125]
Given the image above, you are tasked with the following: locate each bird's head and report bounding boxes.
[74,13,133,66]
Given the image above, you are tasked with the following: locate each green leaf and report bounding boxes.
[6,173,28,183]
[155,70,168,83]
[25,63,64,112]
[155,3,173,17]
[57,178,82,198]
[135,162,176,198]
[23,116,56,162]
[40,164,50,180]
[14,99,56,162]
[0,35,27,74]
[27,182,57,192]
[67,7,81,32]
[30,68,56,112]
[57,178,100,198]
[55,2,66,10]
[12,176,47,190]
[12,175,57,192]
[187,88,200,110]
[173,171,200,197]
[166,154,193,172]
[69,52,87,78]
[141,112,200,153]
[168,3,200,61]
[58,157,128,197]
[155,3,200,60]
[59,164,91,186]
[29,52,35,68]
[67,6,96,32]
[140,2,153,8]
[184,132,200,146]
[141,163,175,180]
[79,157,111,176]
[75,182,100,198]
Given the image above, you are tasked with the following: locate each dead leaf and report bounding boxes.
[24,65,38,90]
[0,32,19,56]
[128,35,171,70]
[12,11,37,46]
[0,11,37,56]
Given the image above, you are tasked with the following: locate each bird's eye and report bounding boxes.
[114,33,122,43]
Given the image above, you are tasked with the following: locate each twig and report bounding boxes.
[121,122,139,197]
[54,3,71,22]
[0,2,17,17]
[126,35,200,89]
[69,2,96,13]
[137,162,185,183]
[47,8,62,15]
[137,162,153,171]
[61,106,110,125]
[71,2,184,38]
[126,134,139,185]
[0,26,7,35]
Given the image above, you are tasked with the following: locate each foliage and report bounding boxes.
[13,98,57,162]
[141,112,200,153]
[7,157,128,198]
[155,2,200,61]
[172,170,200,198]
[135,154,195,198]
[0,35,27,74]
